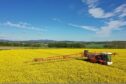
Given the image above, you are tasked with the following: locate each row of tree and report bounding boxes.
[48,42,85,48]
[0,41,126,48]
[0,42,46,47]
[104,41,126,48]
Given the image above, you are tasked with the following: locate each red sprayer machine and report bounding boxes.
[84,50,114,65]
[31,50,116,65]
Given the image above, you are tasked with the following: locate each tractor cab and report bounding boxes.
[101,52,113,65]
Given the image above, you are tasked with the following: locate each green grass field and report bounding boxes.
[0,49,126,83]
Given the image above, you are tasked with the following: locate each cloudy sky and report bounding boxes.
[0,0,126,41]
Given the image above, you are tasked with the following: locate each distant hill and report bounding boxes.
[0,39,55,43]
[0,39,126,49]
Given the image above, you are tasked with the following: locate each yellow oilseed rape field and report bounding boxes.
[0,49,126,83]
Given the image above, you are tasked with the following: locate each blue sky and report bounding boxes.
[0,0,126,41]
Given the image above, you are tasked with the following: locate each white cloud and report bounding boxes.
[68,20,126,37]
[0,34,6,38]
[81,0,126,37]
[68,23,98,32]
[82,0,114,18]
[88,8,114,18]
[52,18,62,23]
[97,20,126,36]
[114,4,126,17]
[115,4,126,13]
[2,21,47,32]
[82,0,126,19]
[0,33,10,39]
[82,0,98,8]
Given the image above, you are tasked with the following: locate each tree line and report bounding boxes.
[48,42,85,48]
[0,41,126,49]
[103,41,126,49]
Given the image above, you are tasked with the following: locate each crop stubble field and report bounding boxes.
[0,49,126,83]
